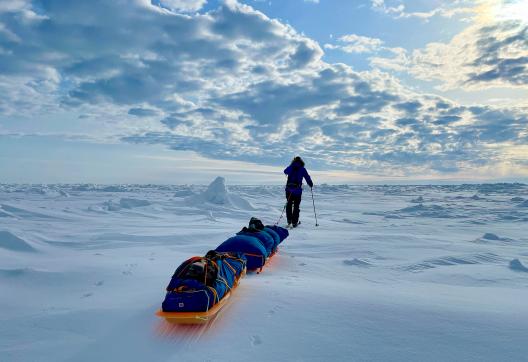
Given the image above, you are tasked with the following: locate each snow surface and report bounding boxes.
[0,230,36,252]
[186,176,254,210]
[1,181,528,361]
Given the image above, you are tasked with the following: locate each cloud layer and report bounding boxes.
[0,0,527,177]
[370,13,528,90]
[370,0,474,20]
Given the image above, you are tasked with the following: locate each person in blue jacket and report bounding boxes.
[283,156,313,228]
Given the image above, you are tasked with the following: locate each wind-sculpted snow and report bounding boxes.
[410,196,424,203]
[362,188,528,222]
[482,233,500,241]
[365,202,463,219]
[509,259,528,272]
[476,183,527,194]
[0,267,64,281]
[118,198,152,209]
[0,231,36,252]
[472,233,516,244]
[173,188,194,197]
[0,207,13,218]
[185,177,255,211]
[0,204,64,221]
[343,258,372,267]
[399,203,451,216]
[402,253,506,272]
[0,182,527,361]
[517,200,528,208]
[70,184,136,192]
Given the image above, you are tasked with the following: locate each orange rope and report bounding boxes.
[207,286,219,304]
[224,259,237,274]
[203,258,208,286]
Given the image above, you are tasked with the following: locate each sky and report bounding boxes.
[0,0,527,184]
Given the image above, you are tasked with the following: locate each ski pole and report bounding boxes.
[311,187,319,227]
[275,191,292,225]
[275,202,287,226]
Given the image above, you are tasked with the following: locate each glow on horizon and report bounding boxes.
[478,0,528,22]
[496,0,528,22]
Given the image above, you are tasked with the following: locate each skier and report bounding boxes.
[283,156,313,228]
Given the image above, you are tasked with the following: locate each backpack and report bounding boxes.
[171,256,218,287]
[248,217,265,231]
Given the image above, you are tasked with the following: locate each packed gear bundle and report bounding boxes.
[161,251,246,313]
[157,217,289,324]
[216,217,287,271]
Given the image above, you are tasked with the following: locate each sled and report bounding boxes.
[156,269,245,324]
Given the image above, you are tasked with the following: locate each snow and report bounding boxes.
[1,181,528,361]
[119,198,152,209]
[186,177,254,210]
[509,259,528,272]
[343,258,372,267]
[482,232,500,240]
[59,190,70,197]
[0,230,36,252]
[517,200,528,207]
[410,195,424,203]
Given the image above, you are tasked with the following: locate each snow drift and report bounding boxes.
[101,198,152,211]
[186,177,254,210]
[509,259,528,272]
[517,200,528,207]
[0,230,36,252]
[119,198,151,209]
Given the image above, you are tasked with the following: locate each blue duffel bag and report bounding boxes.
[237,228,275,256]
[216,234,267,270]
[262,227,280,251]
[265,225,289,243]
[162,251,246,312]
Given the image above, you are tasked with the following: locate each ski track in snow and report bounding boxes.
[1,182,528,361]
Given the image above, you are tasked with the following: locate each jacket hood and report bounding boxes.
[291,157,305,168]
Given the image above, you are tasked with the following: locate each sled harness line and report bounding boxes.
[275,191,293,225]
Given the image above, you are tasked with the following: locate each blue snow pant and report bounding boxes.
[285,190,302,225]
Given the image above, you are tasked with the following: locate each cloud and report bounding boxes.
[156,0,207,13]
[370,3,528,91]
[325,34,384,54]
[412,20,528,89]
[467,23,528,86]
[0,0,526,177]
[393,100,422,115]
[369,47,409,71]
[370,0,474,21]
[128,107,160,117]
